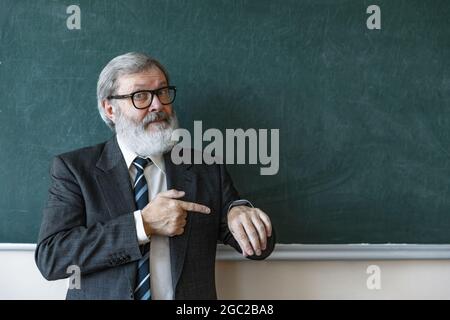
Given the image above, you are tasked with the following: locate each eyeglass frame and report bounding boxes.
[107,85,177,109]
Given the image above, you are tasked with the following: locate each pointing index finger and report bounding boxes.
[177,200,211,214]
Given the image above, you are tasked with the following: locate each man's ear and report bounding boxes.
[102,99,116,124]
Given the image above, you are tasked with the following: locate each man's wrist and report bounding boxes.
[227,199,254,213]
[133,210,151,244]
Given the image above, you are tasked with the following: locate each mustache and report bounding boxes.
[142,111,170,127]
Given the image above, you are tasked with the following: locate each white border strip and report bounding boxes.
[3,243,450,260]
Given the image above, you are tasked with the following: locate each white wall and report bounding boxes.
[2,244,450,300]
[0,249,67,300]
[216,260,450,299]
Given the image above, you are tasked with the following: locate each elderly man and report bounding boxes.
[35,52,275,300]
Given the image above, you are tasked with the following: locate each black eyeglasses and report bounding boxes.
[107,86,176,109]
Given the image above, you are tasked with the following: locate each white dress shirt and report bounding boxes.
[116,136,173,300]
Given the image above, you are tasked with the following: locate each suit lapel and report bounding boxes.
[94,136,136,219]
[164,151,197,292]
[94,136,137,290]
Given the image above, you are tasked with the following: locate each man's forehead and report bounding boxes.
[118,69,167,89]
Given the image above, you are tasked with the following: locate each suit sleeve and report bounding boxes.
[35,156,142,281]
[217,164,276,260]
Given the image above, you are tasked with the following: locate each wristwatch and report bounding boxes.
[227,199,254,212]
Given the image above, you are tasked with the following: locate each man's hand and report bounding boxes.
[141,189,210,237]
[227,206,272,257]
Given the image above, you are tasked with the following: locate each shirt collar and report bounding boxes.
[116,135,166,174]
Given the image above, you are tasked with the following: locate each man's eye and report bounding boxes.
[134,92,148,100]
[158,88,169,96]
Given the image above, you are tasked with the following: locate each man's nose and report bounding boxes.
[148,94,163,113]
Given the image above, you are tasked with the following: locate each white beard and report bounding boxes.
[114,108,179,157]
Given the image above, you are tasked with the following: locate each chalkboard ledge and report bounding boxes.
[2,243,450,260]
[218,244,450,260]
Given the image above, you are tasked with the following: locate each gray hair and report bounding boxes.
[96,52,170,130]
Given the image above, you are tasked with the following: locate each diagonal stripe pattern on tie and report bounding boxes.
[132,157,152,300]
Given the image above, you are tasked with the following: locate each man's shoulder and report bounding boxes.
[169,146,229,180]
[55,139,109,166]
[170,147,223,169]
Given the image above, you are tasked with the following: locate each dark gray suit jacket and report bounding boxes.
[35,136,275,300]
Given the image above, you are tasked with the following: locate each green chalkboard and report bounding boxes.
[1,0,450,244]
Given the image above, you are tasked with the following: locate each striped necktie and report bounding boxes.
[132,156,152,300]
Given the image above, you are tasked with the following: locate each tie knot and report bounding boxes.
[132,157,151,172]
